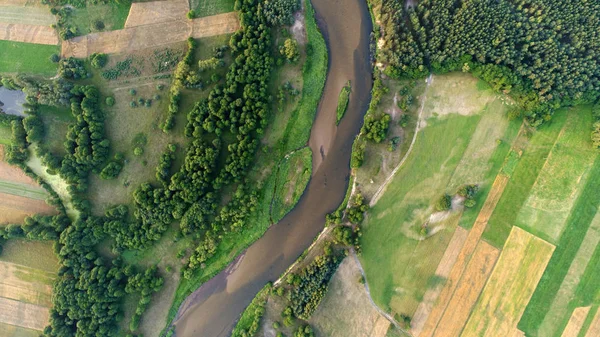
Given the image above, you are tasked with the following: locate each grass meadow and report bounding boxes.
[271,146,312,222]
[359,72,518,315]
[190,0,235,17]
[0,41,58,76]
[67,2,130,35]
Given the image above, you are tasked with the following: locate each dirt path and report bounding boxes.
[369,74,433,207]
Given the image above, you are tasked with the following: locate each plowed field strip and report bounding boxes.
[585,309,600,337]
[432,241,499,337]
[0,23,58,45]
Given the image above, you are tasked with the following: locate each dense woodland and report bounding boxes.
[379,0,600,124]
[1,0,304,335]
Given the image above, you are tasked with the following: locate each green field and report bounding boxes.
[0,239,59,273]
[190,0,235,17]
[271,147,312,222]
[67,2,131,35]
[515,108,600,337]
[359,74,519,315]
[0,41,58,76]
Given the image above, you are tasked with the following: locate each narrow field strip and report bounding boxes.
[0,22,58,45]
[0,282,53,307]
[585,308,600,337]
[432,241,499,337]
[0,192,56,224]
[461,227,555,337]
[411,227,468,336]
[418,174,509,337]
[0,322,38,337]
[0,297,49,331]
[560,307,591,337]
[62,12,239,58]
[538,213,600,336]
[0,261,55,292]
[0,6,56,26]
[0,179,47,200]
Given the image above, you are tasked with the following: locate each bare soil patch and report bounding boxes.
[125,0,189,28]
[0,23,58,45]
[62,12,239,57]
[561,307,591,337]
[0,146,38,186]
[0,296,49,331]
[0,192,56,224]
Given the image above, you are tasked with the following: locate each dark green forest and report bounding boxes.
[379,0,600,124]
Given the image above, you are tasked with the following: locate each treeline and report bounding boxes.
[379,0,600,123]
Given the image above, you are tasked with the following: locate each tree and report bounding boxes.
[187,10,196,19]
[280,38,299,62]
[90,53,108,69]
[435,194,452,211]
[105,96,115,106]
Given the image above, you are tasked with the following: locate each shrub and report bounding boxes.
[130,88,137,96]
[465,199,476,208]
[435,194,452,211]
[93,20,105,31]
[280,38,299,62]
[50,54,60,63]
[105,96,115,106]
[187,10,195,19]
[593,122,600,149]
[134,147,144,156]
[90,53,108,69]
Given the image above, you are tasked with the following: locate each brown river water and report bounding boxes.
[173,0,373,335]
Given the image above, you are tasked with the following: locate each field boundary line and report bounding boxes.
[369,74,433,207]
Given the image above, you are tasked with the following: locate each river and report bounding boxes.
[173,0,373,335]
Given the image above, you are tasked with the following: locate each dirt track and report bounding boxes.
[62,12,239,58]
[0,22,58,45]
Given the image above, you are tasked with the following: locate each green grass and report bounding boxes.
[191,0,235,17]
[484,111,568,247]
[38,104,74,157]
[0,180,47,200]
[0,239,59,273]
[271,147,312,222]
[0,125,11,145]
[231,283,271,337]
[67,2,130,36]
[360,113,481,313]
[518,156,600,336]
[515,108,598,243]
[336,81,351,125]
[281,0,328,152]
[0,41,58,76]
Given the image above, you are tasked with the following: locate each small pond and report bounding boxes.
[0,87,26,117]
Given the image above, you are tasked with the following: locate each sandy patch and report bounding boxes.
[561,307,591,337]
[62,12,239,58]
[291,6,306,45]
[0,296,49,331]
[125,0,189,28]
[0,192,55,224]
[0,22,58,45]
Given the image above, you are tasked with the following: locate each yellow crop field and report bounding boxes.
[461,227,554,336]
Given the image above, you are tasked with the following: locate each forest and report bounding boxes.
[378,0,600,124]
